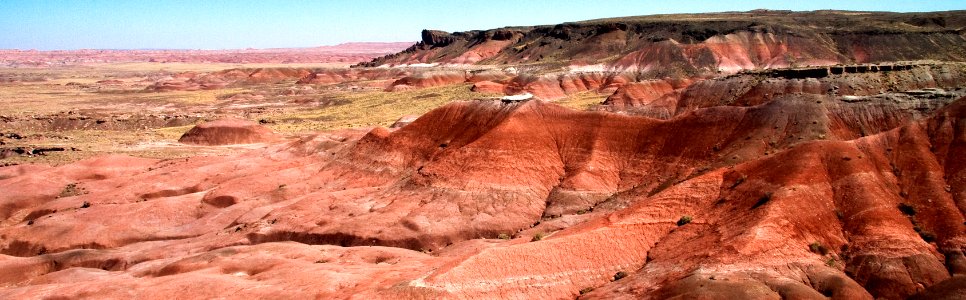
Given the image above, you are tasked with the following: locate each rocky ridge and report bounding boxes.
[359,10,966,78]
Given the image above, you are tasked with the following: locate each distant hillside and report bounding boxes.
[358,10,966,76]
[0,42,412,65]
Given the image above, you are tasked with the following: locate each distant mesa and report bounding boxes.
[357,10,966,76]
[178,119,279,145]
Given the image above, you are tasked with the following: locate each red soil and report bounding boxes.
[178,119,279,145]
[1,94,962,298]
[470,80,505,94]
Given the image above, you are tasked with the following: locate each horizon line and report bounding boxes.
[0,41,417,52]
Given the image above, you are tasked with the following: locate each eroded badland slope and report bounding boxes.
[1,9,965,300]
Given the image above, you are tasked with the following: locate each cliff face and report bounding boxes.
[358,10,966,76]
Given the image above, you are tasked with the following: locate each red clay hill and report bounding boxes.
[178,119,279,146]
[2,9,966,300]
[2,88,964,299]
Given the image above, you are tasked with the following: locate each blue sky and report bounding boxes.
[1,0,963,50]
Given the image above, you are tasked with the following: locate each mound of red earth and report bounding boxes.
[385,70,468,91]
[601,78,692,117]
[296,68,410,85]
[147,68,316,91]
[1,80,963,298]
[178,119,279,145]
[358,10,966,77]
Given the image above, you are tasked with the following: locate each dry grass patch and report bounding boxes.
[555,90,607,111]
[268,84,484,132]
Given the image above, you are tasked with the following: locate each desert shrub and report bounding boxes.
[579,287,595,295]
[498,233,511,240]
[676,215,693,226]
[825,258,836,267]
[58,183,83,198]
[531,232,544,242]
[80,201,91,209]
[809,242,830,255]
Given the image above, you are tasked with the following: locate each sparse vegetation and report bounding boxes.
[676,215,693,226]
[80,201,91,208]
[531,232,545,242]
[555,90,608,111]
[579,287,595,295]
[825,258,836,267]
[0,63,491,165]
[809,242,830,255]
[58,183,83,198]
[498,233,511,240]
